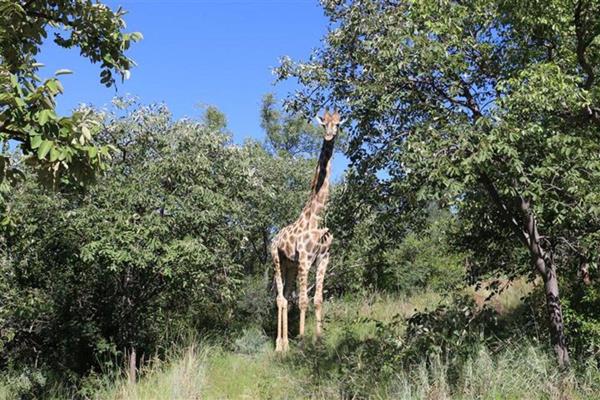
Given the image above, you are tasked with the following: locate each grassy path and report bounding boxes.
[93,289,600,400]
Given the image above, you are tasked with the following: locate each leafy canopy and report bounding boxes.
[277,0,600,276]
[0,0,141,193]
[0,100,315,385]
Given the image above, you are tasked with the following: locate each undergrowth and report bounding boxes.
[2,288,600,399]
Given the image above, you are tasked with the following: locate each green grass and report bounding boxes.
[97,340,600,400]
[95,344,207,400]
[4,290,600,399]
[314,290,443,348]
[92,290,600,400]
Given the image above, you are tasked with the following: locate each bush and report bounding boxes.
[382,209,466,293]
[326,192,466,295]
[236,276,274,333]
[403,294,498,369]
[562,273,600,362]
[232,327,270,355]
[0,102,313,391]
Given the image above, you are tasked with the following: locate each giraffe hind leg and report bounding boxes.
[314,252,330,340]
[297,253,310,341]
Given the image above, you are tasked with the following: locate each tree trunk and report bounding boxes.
[128,346,137,384]
[539,258,570,368]
[521,201,570,368]
[480,174,570,367]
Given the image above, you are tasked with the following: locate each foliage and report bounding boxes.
[260,93,324,157]
[0,0,141,193]
[382,209,465,292]
[403,295,498,367]
[303,294,498,397]
[277,0,600,365]
[326,176,465,294]
[0,101,315,392]
[324,168,405,294]
[561,273,600,362]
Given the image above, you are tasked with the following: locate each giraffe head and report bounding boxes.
[315,110,342,141]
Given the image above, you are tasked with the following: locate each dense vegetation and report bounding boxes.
[1,0,600,399]
[0,0,141,194]
[279,0,600,368]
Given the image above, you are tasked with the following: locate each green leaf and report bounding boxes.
[38,140,53,159]
[15,97,26,109]
[88,146,98,158]
[38,109,55,125]
[30,135,42,149]
[45,79,64,94]
[49,147,60,162]
[0,93,12,104]
[82,125,92,141]
[55,69,73,76]
[130,32,144,42]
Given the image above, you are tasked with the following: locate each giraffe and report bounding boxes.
[270,109,341,352]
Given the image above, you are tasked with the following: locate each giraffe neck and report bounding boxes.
[300,138,335,229]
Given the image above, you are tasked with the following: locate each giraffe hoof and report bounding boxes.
[275,339,289,352]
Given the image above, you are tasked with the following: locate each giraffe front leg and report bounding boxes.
[281,296,289,351]
[276,295,289,352]
[272,248,287,352]
[297,255,309,341]
[314,252,330,340]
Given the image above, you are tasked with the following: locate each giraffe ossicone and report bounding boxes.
[271,109,341,352]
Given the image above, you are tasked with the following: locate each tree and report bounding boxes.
[0,0,141,195]
[260,93,325,157]
[0,101,316,389]
[277,0,600,367]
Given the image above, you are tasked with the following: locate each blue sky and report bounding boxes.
[41,0,330,142]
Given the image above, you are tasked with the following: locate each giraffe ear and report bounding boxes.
[331,111,340,124]
[315,114,324,125]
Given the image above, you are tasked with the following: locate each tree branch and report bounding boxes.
[479,172,528,247]
[574,0,596,90]
[21,0,38,10]
[25,10,76,28]
[1,126,28,143]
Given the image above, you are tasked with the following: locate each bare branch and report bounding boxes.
[574,0,596,90]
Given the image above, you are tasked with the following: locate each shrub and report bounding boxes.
[0,102,313,390]
[402,294,499,369]
[382,209,466,293]
[562,273,600,362]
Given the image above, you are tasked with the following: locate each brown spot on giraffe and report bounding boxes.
[270,109,341,352]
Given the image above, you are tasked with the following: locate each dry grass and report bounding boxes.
[389,345,600,400]
[94,344,207,400]
[22,289,600,400]
[468,277,535,315]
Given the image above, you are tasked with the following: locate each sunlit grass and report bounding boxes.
[308,291,444,348]
[95,344,207,400]
[389,344,600,400]
[53,290,600,399]
[0,385,11,400]
[203,348,307,399]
